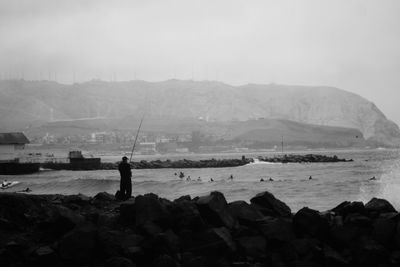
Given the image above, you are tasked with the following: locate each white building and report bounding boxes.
[0,132,30,162]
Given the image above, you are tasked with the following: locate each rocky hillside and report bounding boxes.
[0,79,399,146]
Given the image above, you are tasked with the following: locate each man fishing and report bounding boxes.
[117,115,144,200]
[118,156,132,200]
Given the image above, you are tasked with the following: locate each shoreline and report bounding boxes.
[0,190,399,266]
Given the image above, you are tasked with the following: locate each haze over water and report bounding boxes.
[2,149,399,211]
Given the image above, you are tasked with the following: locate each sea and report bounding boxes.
[1,149,400,212]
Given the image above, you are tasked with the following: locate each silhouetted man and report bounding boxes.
[118,156,132,200]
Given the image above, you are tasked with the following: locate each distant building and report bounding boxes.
[138,142,157,154]
[0,132,30,162]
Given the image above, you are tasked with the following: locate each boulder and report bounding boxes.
[135,194,171,228]
[237,236,267,259]
[352,237,389,266]
[365,198,396,215]
[343,213,372,227]
[293,207,329,239]
[97,229,143,258]
[250,191,291,217]
[258,218,295,242]
[58,223,97,263]
[181,228,236,260]
[228,201,263,226]
[39,204,85,239]
[32,245,57,265]
[170,199,205,231]
[94,192,115,201]
[372,217,396,247]
[62,194,91,206]
[119,199,136,225]
[331,201,365,217]
[152,254,179,267]
[321,244,348,266]
[105,256,136,267]
[196,191,236,229]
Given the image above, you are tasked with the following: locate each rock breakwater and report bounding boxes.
[0,190,399,266]
[259,154,352,163]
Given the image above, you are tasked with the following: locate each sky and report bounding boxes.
[1,0,399,124]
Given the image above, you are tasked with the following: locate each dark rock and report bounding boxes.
[372,217,396,247]
[181,228,235,261]
[58,223,97,262]
[98,229,143,259]
[152,254,179,267]
[322,244,348,266]
[331,201,365,217]
[196,191,236,229]
[39,204,85,239]
[258,217,295,242]
[291,238,321,258]
[330,225,361,247]
[105,256,136,267]
[250,191,291,217]
[352,237,389,266]
[174,195,191,202]
[135,194,171,227]
[365,197,396,214]
[122,246,143,260]
[170,199,205,231]
[344,213,372,227]
[293,207,329,239]
[32,245,57,265]
[97,212,119,227]
[228,200,263,226]
[93,192,116,207]
[120,199,136,225]
[158,229,181,254]
[139,221,163,237]
[237,236,267,259]
[62,194,91,206]
[394,221,400,248]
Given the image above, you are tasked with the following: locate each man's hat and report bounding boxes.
[122,156,128,161]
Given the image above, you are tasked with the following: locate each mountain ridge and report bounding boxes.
[0,79,399,146]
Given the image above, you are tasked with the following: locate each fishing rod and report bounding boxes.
[129,114,145,163]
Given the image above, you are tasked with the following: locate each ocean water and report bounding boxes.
[1,149,400,212]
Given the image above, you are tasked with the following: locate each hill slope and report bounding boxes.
[0,79,398,146]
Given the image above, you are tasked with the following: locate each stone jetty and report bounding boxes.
[259,154,352,163]
[0,191,399,266]
[100,157,253,170]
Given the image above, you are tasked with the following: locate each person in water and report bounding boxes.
[179,172,185,179]
[309,176,313,180]
[210,178,214,182]
[229,175,233,180]
[118,156,132,200]
[186,176,191,181]
[1,180,11,187]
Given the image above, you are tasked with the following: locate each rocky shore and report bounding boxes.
[98,154,351,171]
[1,191,399,267]
[100,157,253,170]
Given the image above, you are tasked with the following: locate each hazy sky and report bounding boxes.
[1,0,399,124]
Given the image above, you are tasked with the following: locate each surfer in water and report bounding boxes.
[118,156,132,200]
[1,180,11,188]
